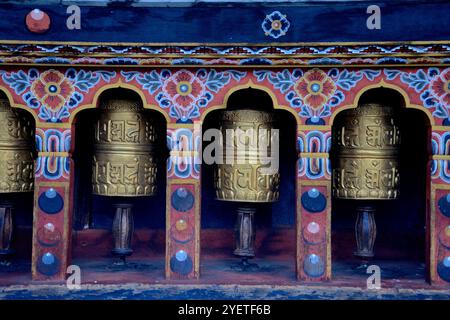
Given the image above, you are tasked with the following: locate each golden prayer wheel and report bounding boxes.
[332,103,401,258]
[214,109,280,203]
[0,99,35,261]
[213,109,280,267]
[92,97,158,262]
[332,103,401,200]
[92,98,158,197]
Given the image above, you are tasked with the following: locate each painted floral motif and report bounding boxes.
[30,70,74,112]
[122,69,246,122]
[294,69,336,111]
[2,68,116,122]
[253,67,449,126]
[254,68,380,124]
[2,66,449,127]
[162,70,206,111]
[384,68,450,125]
[429,69,450,106]
[261,11,290,39]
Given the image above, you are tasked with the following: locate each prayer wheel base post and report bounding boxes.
[0,201,14,265]
[231,205,259,271]
[353,206,377,260]
[111,203,134,265]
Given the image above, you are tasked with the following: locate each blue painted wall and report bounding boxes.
[0,1,449,43]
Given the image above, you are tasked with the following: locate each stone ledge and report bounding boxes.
[1,283,449,299]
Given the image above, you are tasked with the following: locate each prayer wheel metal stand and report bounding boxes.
[332,103,401,262]
[354,205,377,260]
[92,96,158,265]
[214,109,280,271]
[111,202,134,265]
[0,201,14,266]
[232,204,258,271]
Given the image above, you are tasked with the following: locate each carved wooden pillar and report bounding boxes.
[296,129,331,281]
[165,123,201,279]
[32,127,73,281]
[430,159,450,285]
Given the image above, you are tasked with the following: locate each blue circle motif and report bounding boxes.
[305,117,325,125]
[177,188,188,198]
[48,85,57,93]
[303,254,325,278]
[444,256,450,268]
[301,189,327,213]
[170,254,193,276]
[311,116,320,123]
[45,188,57,199]
[176,118,193,124]
[37,252,60,276]
[308,188,320,198]
[311,83,321,93]
[42,252,55,265]
[171,188,195,212]
[179,84,189,93]
[309,254,320,264]
[38,188,64,214]
[437,257,450,283]
[175,250,188,262]
[438,194,450,218]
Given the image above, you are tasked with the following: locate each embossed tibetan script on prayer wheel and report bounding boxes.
[92,97,159,262]
[214,109,280,203]
[214,109,279,267]
[332,103,401,200]
[0,99,35,261]
[332,103,401,258]
[92,98,158,197]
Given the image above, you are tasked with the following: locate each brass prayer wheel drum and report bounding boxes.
[0,99,34,193]
[332,103,401,200]
[214,109,280,203]
[92,98,158,197]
